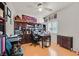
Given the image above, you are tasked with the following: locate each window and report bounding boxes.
[47,20,58,33]
[51,21,58,33]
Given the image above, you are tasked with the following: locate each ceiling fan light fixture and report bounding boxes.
[38,7,42,12]
[37,3,43,12]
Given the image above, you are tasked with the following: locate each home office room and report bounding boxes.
[0,1,79,57]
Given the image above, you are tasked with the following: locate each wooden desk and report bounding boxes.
[21,29,32,43]
[39,34,51,48]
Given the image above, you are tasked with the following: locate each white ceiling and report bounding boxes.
[7,2,73,22]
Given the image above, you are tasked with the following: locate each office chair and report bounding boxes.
[31,31,40,46]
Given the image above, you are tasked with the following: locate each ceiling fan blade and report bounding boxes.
[37,3,42,6]
[37,2,53,11]
[44,7,53,11]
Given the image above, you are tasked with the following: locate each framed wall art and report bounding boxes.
[7,7,11,18]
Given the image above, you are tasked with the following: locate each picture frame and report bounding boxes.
[44,17,48,22]
[7,7,11,18]
[54,13,57,19]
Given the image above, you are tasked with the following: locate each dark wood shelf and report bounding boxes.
[0,16,5,22]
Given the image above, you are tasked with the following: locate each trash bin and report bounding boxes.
[44,40,49,47]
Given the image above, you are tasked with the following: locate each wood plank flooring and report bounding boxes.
[21,43,48,56]
[21,43,78,56]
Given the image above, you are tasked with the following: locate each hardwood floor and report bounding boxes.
[21,43,48,56]
[49,43,78,56]
[21,43,78,56]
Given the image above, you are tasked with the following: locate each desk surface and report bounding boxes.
[38,33,50,37]
[8,37,21,42]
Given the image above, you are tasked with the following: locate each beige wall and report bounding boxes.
[57,3,79,51]
[6,3,15,37]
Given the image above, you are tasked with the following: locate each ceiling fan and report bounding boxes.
[37,2,53,12]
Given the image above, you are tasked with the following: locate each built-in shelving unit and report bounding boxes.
[0,2,6,56]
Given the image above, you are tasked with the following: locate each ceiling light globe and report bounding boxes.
[38,8,42,12]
